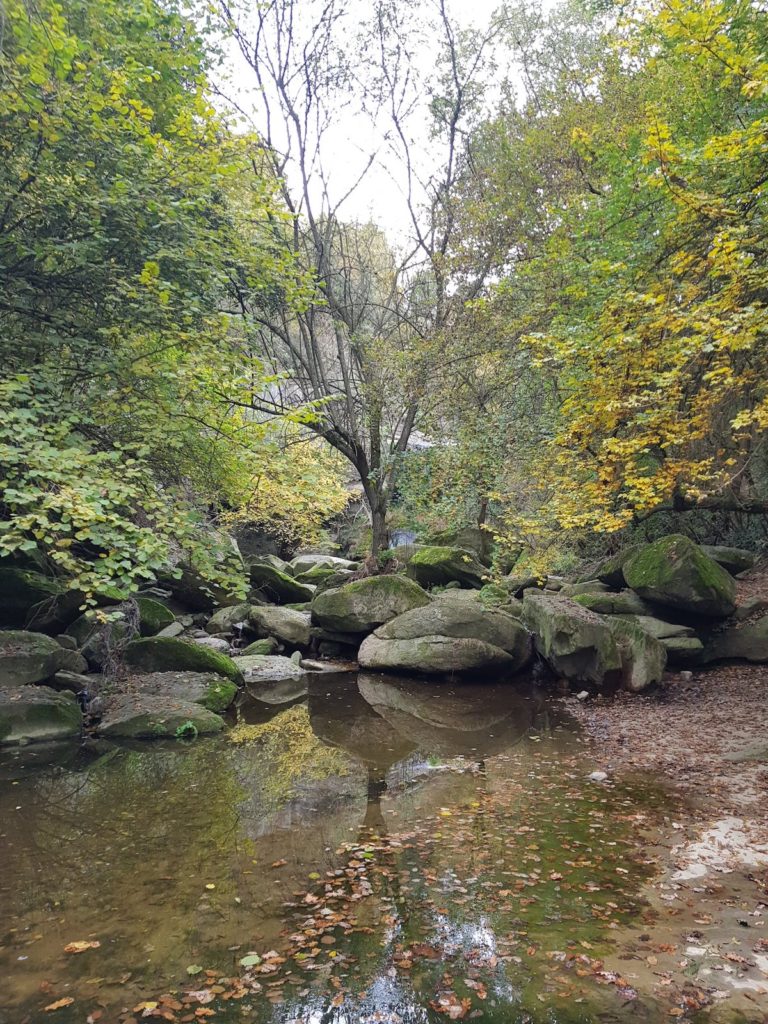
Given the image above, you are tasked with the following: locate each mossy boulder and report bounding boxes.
[289,554,358,576]
[0,567,81,631]
[249,561,314,604]
[406,546,486,590]
[615,615,695,640]
[522,592,622,686]
[572,590,651,615]
[312,575,431,634]
[240,637,279,656]
[424,527,495,566]
[205,603,250,635]
[248,605,311,647]
[700,545,755,576]
[606,617,667,693]
[98,695,225,739]
[123,671,237,712]
[623,535,736,618]
[358,634,518,674]
[136,597,175,637]
[589,547,641,588]
[376,599,530,660]
[0,630,67,687]
[0,686,82,745]
[158,564,241,612]
[294,563,345,585]
[124,637,244,683]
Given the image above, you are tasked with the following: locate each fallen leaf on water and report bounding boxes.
[331,993,345,1007]
[239,954,261,967]
[64,941,100,954]
[271,859,287,868]
[186,965,203,976]
[44,998,75,1012]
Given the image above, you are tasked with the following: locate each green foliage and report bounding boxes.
[0,0,331,601]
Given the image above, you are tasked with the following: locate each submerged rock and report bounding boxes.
[623,535,736,618]
[122,670,237,713]
[312,575,430,634]
[98,695,225,738]
[406,546,486,590]
[522,592,622,686]
[0,630,67,687]
[124,637,244,683]
[0,686,82,745]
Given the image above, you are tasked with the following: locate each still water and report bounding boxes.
[0,673,675,1023]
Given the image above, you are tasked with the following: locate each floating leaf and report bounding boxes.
[64,940,100,954]
[186,964,203,975]
[239,954,262,967]
[44,998,75,1012]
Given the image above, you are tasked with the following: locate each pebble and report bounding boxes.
[588,770,608,783]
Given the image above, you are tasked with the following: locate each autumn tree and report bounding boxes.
[216,0,498,552]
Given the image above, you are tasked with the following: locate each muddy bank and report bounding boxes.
[566,664,768,1017]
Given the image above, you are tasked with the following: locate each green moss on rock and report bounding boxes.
[0,686,82,745]
[0,630,67,687]
[311,575,431,634]
[407,546,486,589]
[135,597,175,637]
[623,535,736,618]
[124,637,244,683]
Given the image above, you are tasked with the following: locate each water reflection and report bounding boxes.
[0,673,668,1024]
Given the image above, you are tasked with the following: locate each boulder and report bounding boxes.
[623,535,736,618]
[156,621,184,638]
[734,596,768,621]
[66,612,135,670]
[233,654,306,685]
[591,547,640,588]
[663,636,705,667]
[0,686,82,745]
[289,554,358,576]
[572,590,651,615]
[560,580,610,597]
[703,616,768,663]
[0,567,81,630]
[500,574,543,598]
[406,546,486,590]
[240,637,279,656]
[249,605,311,647]
[98,695,225,738]
[358,634,518,674]
[522,592,622,686]
[124,637,244,683]
[616,615,695,640]
[606,618,667,693]
[372,598,529,661]
[249,561,314,604]
[700,545,755,576]
[191,636,231,655]
[52,669,97,694]
[0,631,67,687]
[294,563,347,585]
[424,527,494,566]
[122,671,237,713]
[312,575,431,634]
[158,564,242,612]
[205,603,250,635]
[55,648,89,675]
[135,596,175,637]
[245,676,308,705]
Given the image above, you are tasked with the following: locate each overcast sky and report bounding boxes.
[221,0,514,247]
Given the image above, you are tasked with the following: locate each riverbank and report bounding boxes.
[567,663,768,1017]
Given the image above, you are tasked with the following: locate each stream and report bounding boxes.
[0,672,690,1023]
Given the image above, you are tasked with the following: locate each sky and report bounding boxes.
[221,0,515,246]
